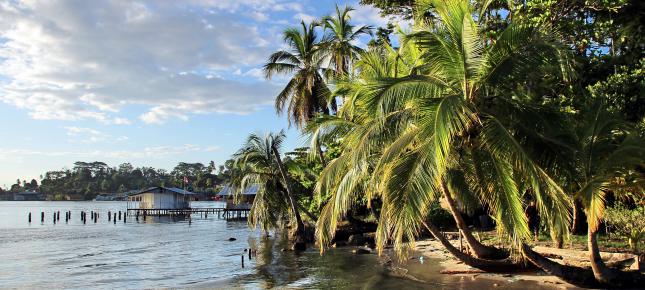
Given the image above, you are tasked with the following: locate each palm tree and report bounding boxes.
[314,0,574,264]
[233,131,307,250]
[322,4,373,77]
[264,21,331,128]
[525,101,645,286]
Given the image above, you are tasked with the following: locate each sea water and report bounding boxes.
[0,201,561,289]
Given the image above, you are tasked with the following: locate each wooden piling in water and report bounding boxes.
[241,254,244,268]
[113,213,116,224]
[28,212,31,223]
[41,211,44,223]
[118,211,121,221]
[248,248,252,260]
[53,212,56,224]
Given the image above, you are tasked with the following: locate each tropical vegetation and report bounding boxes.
[3,161,231,200]
[225,0,644,288]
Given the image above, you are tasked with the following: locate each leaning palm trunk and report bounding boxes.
[271,145,306,250]
[422,222,529,272]
[587,226,619,284]
[520,243,601,288]
[522,233,645,288]
[441,181,509,259]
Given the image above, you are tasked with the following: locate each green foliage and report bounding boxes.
[263,21,332,127]
[32,160,225,200]
[587,60,645,124]
[605,203,645,253]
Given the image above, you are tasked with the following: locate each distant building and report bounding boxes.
[64,193,84,201]
[127,186,195,210]
[13,190,44,201]
[217,185,257,210]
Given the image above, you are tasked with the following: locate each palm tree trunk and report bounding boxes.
[588,226,618,284]
[571,202,579,233]
[316,144,326,167]
[520,243,600,288]
[271,145,306,251]
[440,181,508,259]
[421,222,527,272]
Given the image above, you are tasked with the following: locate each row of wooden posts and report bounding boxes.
[241,248,258,268]
[27,210,133,224]
[28,208,250,224]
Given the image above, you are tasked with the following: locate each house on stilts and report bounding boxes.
[126,186,195,215]
[217,185,257,210]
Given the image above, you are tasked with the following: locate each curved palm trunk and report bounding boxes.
[588,226,619,284]
[521,230,644,288]
[422,222,528,273]
[440,181,509,259]
[570,202,579,233]
[520,243,601,288]
[271,145,306,251]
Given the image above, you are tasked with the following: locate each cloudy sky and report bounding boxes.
[0,0,390,187]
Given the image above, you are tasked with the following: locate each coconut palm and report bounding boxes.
[322,4,373,77]
[314,0,575,264]
[524,101,645,286]
[232,131,307,250]
[264,21,332,128]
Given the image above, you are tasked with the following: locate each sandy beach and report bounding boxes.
[384,239,586,289]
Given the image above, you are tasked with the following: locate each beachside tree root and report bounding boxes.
[520,243,645,289]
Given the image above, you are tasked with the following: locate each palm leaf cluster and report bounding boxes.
[314,0,576,256]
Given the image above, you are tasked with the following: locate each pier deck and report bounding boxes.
[126,207,250,220]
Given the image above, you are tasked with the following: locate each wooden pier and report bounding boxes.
[126,207,250,220]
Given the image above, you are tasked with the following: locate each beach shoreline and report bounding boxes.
[381,238,584,289]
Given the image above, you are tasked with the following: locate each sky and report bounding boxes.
[0,0,392,188]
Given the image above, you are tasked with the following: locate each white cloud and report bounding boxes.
[0,0,280,124]
[112,117,132,125]
[64,126,131,143]
[0,144,219,160]
[351,4,390,28]
[293,12,316,23]
[249,11,269,22]
[65,126,110,143]
[188,0,303,13]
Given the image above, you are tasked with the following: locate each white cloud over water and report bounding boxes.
[0,0,282,124]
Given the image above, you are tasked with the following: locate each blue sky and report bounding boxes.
[0,0,392,188]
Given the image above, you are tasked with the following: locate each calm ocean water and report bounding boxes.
[0,201,558,289]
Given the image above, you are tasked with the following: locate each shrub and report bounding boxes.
[604,204,645,253]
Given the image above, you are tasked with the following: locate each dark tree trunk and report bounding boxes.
[522,240,645,288]
[316,144,326,167]
[422,222,530,273]
[588,226,618,284]
[440,181,509,260]
[520,243,601,288]
[272,145,306,251]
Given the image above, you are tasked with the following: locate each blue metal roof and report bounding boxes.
[217,185,259,196]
